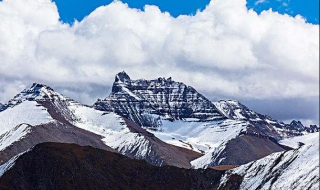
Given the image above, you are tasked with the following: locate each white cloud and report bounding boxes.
[0,0,318,123]
[254,0,267,6]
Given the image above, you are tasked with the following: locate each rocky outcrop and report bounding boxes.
[94,71,227,128]
[0,103,4,112]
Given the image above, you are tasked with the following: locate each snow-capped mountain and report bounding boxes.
[94,71,227,129]
[0,83,114,164]
[0,73,318,189]
[93,72,319,168]
[0,83,201,168]
[219,132,319,190]
[214,100,319,140]
[0,73,318,171]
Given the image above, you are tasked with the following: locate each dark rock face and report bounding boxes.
[0,103,4,112]
[309,125,319,132]
[94,71,227,128]
[0,143,230,190]
[289,120,304,130]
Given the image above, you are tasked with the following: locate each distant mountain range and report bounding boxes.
[0,71,318,189]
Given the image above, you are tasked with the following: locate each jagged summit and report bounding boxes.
[30,82,54,90]
[214,100,319,139]
[4,83,68,108]
[290,120,303,127]
[289,120,313,132]
[95,73,227,128]
[115,71,131,83]
[24,83,56,95]
[18,83,57,99]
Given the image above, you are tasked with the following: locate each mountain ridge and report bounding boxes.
[0,83,203,168]
[0,72,318,169]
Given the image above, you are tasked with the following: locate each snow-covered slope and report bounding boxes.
[0,101,52,151]
[0,101,52,135]
[143,113,286,169]
[279,132,318,148]
[0,84,115,164]
[0,124,32,151]
[150,119,248,153]
[220,132,319,190]
[68,103,155,160]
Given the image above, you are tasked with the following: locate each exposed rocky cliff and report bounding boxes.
[94,71,227,129]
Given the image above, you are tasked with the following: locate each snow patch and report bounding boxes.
[0,150,29,178]
[0,124,31,151]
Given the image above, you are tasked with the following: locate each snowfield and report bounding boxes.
[0,101,53,151]
[148,119,248,153]
[279,132,318,149]
[0,101,52,136]
[146,118,249,168]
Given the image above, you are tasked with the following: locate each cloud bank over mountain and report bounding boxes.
[0,0,318,124]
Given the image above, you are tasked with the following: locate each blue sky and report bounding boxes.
[52,0,319,24]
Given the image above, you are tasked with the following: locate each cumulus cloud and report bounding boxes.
[0,0,318,124]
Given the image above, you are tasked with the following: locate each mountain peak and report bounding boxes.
[95,73,227,127]
[115,71,130,83]
[5,83,67,108]
[289,120,305,131]
[290,120,303,125]
[29,83,54,92]
[23,82,56,96]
